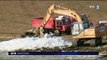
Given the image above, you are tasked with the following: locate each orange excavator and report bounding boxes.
[22,4,107,46]
[39,4,107,46]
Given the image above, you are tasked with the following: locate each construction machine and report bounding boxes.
[38,4,90,38]
[39,4,107,46]
[21,4,89,37]
[21,4,107,46]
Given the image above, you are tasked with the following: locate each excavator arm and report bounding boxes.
[41,4,82,27]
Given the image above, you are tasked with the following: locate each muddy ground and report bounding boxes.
[0,1,107,35]
[0,0,107,60]
[0,35,107,60]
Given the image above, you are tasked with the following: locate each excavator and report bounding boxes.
[22,4,107,46]
[38,4,89,38]
[21,4,88,37]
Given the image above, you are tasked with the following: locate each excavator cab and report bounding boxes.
[72,14,90,36]
[72,22,89,36]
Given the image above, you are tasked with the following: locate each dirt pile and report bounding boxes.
[0,1,107,36]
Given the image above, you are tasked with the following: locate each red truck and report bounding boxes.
[32,16,75,36]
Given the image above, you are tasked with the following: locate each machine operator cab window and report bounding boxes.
[72,22,84,35]
[72,15,89,36]
[62,16,71,26]
[56,20,62,28]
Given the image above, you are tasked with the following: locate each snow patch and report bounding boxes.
[0,34,72,51]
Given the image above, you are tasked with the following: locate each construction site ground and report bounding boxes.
[0,35,107,60]
[0,1,107,60]
[0,35,107,54]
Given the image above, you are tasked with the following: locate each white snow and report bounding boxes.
[0,34,72,51]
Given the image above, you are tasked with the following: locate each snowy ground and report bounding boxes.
[0,34,106,60]
[0,34,72,51]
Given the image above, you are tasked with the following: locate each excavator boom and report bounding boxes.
[41,4,82,27]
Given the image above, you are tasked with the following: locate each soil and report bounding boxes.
[0,1,107,59]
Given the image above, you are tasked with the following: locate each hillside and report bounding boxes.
[0,1,107,38]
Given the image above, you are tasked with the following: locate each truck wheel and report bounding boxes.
[54,30,61,36]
